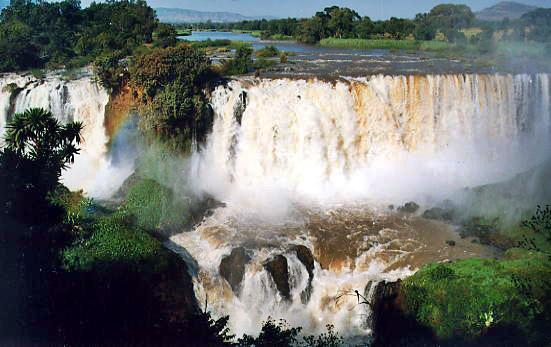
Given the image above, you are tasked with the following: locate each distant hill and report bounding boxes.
[476,1,538,21]
[155,7,274,23]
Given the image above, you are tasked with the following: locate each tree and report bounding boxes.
[154,23,177,48]
[355,16,375,39]
[129,46,217,150]
[414,13,436,41]
[221,46,253,75]
[0,108,83,223]
[428,4,475,30]
[0,19,39,71]
[521,8,551,42]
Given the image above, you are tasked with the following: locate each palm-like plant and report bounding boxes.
[5,108,83,171]
[0,108,83,223]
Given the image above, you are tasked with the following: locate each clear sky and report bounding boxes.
[113,0,551,19]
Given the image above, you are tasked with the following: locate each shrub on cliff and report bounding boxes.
[123,178,189,235]
[0,108,83,224]
[401,252,550,344]
[62,212,167,275]
[129,45,218,151]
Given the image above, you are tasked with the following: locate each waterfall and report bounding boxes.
[175,73,551,339]
[0,73,127,196]
[192,74,551,208]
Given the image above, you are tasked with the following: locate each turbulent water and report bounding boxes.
[2,71,550,339]
[0,73,132,197]
[173,73,551,338]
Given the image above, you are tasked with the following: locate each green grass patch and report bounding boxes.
[176,29,192,36]
[402,251,551,342]
[62,212,167,275]
[122,178,188,233]
[319,38,450,51]
[267,34,294,41]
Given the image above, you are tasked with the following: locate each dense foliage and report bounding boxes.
[0,108,82,224]
[221,46,254,75]
[0,0,157,72]
[402,251,550,344]
[129,45,218,151]
[189,4,475,44]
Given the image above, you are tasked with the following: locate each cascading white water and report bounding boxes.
[193,74,551,209]
[0,73,130,197]
[175,73,551,339]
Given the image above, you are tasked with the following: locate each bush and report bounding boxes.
[402,253,551,343]
[221,46,254,75]
[123,178,189,233]
[93,52,128,93]
[255,45,279,58]
[129,46,218,149]
[62,212,166,275]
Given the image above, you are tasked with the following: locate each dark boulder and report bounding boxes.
[398,202,420,214]
[294,245,314,279]
[219,247,251,295]
[293,245,315,303]
[264,255,290,300]
[371,280,433,346]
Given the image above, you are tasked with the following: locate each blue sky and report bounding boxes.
[115,0,551,19]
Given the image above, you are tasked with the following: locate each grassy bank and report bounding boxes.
[319,38,450,51]
[402,250,550,344]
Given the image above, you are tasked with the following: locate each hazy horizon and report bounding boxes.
[106,0,551,20]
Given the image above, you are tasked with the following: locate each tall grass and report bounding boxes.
[319,38,450,51]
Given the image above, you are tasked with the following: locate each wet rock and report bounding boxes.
[293,245,315,303]
[219,247,251,295]
[446,240,456,247]
[398,201,420,214]
[294,245,314,279]
[371,280,432,346]
[264,255,290,300]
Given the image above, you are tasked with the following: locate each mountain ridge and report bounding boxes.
[155,7,275,24]
[476,1,538,21]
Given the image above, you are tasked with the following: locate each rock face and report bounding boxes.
[294,245,315,303]
[371,280,432,346]
[398,202,420,214]
[264,255,291,300]
[219,247,251,295]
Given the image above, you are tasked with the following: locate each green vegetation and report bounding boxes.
[402,204,551,344]
[0,108,83,224]
[402,251,550,343]
[255,45,279,58]
[62,212,165,274]
[0,0,159,72]
[154,23,178,48]
[128,45,218,151]
[221,46,254,75]
[320,38,449,51]
[123,178,188,233]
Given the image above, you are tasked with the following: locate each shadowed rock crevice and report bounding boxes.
[264,255,290,300]
[219,247,251,295]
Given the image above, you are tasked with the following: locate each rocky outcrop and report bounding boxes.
[371,280,432,346]
[219,247,251,295]
[293,245,315,303]
[264,255,290,300]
